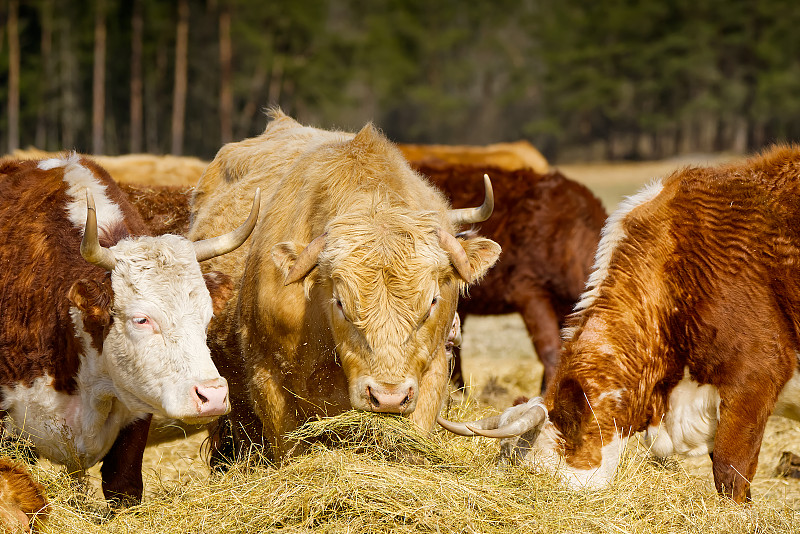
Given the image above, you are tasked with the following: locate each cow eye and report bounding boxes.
[131,315,152,328]
[429,296,440,315]
[333,298,349,321]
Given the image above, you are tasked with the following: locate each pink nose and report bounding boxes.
[191,378,230,417]
[366,384,415,414]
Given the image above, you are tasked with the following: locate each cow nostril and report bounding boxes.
[195,387,209,404]
[401,387,413,407]
[367,386,380,409]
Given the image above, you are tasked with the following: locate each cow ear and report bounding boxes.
[271,241,302,281]
[203,271,234,316]
[458,236,501,285]
[68,279,113,326]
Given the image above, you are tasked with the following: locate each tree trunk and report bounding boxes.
[266,54,285,108]
[235,62,267,139]
[59,5,79,150]
[130,0,143,153]
[146,45,168,154]
[36,0,55,150]
[219,1,233,145]
[7,0,20,153]
[171,0,189,155]
[92,0,107,154]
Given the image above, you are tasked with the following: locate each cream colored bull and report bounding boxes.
[189,110,500,461]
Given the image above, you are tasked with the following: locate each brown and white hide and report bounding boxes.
[441,145,800,503]
[0,154,256,505]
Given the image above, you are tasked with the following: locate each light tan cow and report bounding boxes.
[7,148,206,187]
[397,140,550,174]
[189,110,501,462]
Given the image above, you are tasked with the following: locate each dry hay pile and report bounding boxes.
[15,405,798,534]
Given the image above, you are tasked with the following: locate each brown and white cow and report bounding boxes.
[0,154,258,505]
[440,145,800,502]
[414,163,607,392]
[188,110,501,462]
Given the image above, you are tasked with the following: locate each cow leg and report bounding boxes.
[449,346,465,389]
[517,296,562,395]
[100,414,152,507]
[248,365,301,460]
[409,348,450,431]
[712,391,774,503]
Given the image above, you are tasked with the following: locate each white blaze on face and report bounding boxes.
[103,235,228,423]
[499,398,623,490]
[528,425,625,490]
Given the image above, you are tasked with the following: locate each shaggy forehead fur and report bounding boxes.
[110,235,212,323]
[323,204,448,336]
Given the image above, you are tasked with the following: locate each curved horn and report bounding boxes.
[194,188,261,262]
[438,229,473,283]
[80,190,117,271]
[437,414,502,437]
[448,174,494,227]
[467,404,547,439]
[285,233,327,285]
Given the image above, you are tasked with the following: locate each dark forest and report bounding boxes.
[3,0,800,162]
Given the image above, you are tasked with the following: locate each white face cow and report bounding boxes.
[95,235,228,422]
[73,190,261,425]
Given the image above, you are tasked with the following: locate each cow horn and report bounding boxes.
[438,401,547,439]
[285,233,327,285]
[81,190,117,271]
[448,174,494,227]
[467,404,546,438]
[437,229,473,283]
[436,414,501,436]
[194,188,261,262]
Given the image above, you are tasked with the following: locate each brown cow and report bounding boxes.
[0,154,258,505]
[0,459,47,533]
[414,162,607,392]
[440,145,800,503]
[188,110,501,463]
[119,182,193,236]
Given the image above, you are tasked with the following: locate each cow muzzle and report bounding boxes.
[355,377,418,414]
[189,377,230,419]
